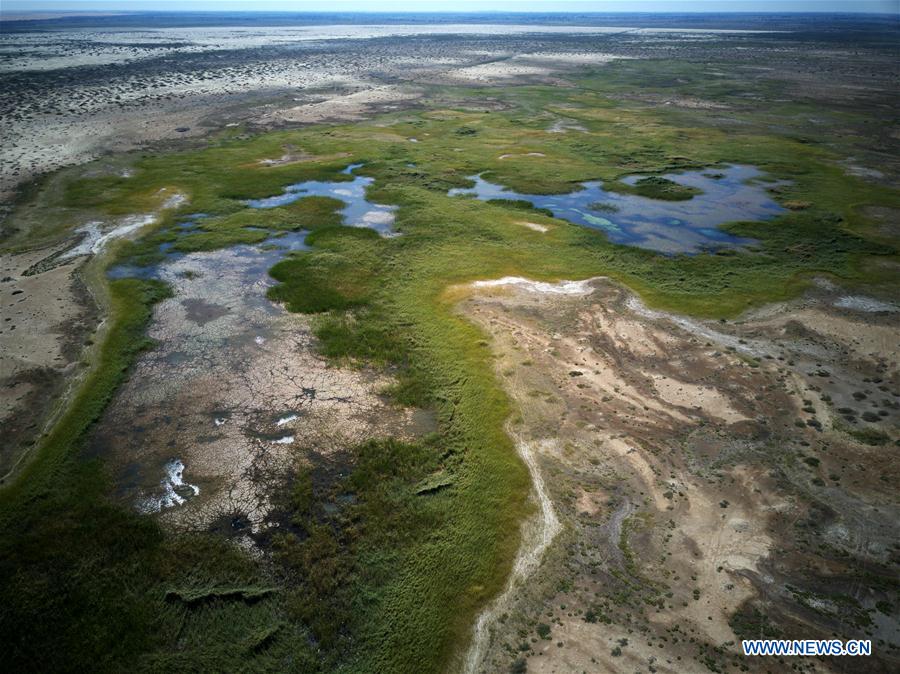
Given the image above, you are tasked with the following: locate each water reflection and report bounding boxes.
[245,163,397,236]
[449,164,786,254]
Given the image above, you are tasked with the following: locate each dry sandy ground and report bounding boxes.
[0,245,96,480]
[0,193,185,482]
[86,241,431,548]
[0,27,649,204]
[459,276,899,674]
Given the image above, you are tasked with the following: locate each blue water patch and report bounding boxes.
[448,164,786,254]
[177,213,208,230]
[245,164,396,236]
[107,263,166,280]
[260,230,311,252]
[108,166,386,280]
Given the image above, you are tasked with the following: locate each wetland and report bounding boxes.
[449,163,784,253]
[1,10,898,674]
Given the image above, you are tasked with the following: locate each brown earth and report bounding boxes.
[0,245,98,482]
[460,276,899,674]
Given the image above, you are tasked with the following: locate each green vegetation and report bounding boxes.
[0,279,305,671]
[2,59,898,672]
[607,175,702,201]
[839,422,891,446]
[268,228,382,313]
[273,437,450,667]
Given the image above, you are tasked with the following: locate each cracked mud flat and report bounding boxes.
[460,277,899,673]
[87,242,425,541]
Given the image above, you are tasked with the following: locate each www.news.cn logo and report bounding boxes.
[742,639,872,657]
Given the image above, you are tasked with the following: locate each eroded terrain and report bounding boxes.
[461,277,899,673]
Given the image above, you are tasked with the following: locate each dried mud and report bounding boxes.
[460,277,899,673]
[87,243,428,545]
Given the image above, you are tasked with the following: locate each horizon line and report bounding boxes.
[2,8,898,14]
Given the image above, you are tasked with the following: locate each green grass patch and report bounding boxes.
[606,175,702,201]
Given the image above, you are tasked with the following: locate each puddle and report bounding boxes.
[260,230,311,252]
[833,296,897,313]
[136,458,200,514]
[245,163,397,236]
[107,262,167,280]
[449,164,786,254]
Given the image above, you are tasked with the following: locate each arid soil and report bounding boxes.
[0,192,184,482]
[0,245,97,481]
[0,26,653,204]
[87,242,430,546]
[460,277,899,674]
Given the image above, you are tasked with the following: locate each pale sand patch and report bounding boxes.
[472,276,594,295]
[61,189,186,262]
[253,150,352,168]
[652,374,748,424]
[268,85,422,124]
[660,466,775,644]
[604,435,668,511]
[499,152,546,160]
[576,488,602,516]
[445,62,553,83]
[833,295,897,313]
[518,52,632,65]
[516,221,548,233]
[625,295,768,357]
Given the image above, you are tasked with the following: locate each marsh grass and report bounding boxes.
[2,63,898,672]
[606,176,702,201]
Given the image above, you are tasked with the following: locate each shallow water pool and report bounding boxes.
[449,164,786,254]
[245,163,397,236]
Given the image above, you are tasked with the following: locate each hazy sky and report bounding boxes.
[3,0,898,13]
